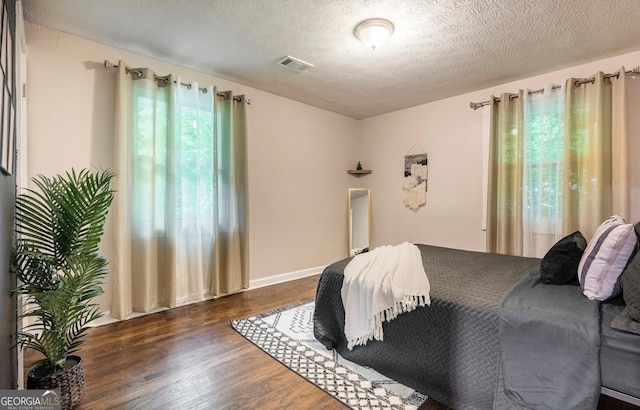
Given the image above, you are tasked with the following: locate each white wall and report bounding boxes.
[24,23,358,312]
[359,50,640,251]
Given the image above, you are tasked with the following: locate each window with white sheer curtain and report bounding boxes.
[486,71,629,258]
[522,84,565,257]
[111,62,248,320]
[483,85,566,257]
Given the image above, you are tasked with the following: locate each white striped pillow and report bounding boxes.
[578,215,638,301]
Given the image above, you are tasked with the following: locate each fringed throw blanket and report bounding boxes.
[341,242,431,350]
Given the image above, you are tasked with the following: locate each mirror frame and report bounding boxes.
[348,188,371,256]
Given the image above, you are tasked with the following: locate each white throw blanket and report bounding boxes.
[341,242,431,350]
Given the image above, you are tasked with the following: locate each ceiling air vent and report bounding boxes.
[278,55,314,72]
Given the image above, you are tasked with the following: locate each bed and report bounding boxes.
[313,244,640,410]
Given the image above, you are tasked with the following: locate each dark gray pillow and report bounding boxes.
[611,250,640,334]
[540,231,587,285]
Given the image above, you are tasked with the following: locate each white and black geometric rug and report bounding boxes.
[231,300,427,410]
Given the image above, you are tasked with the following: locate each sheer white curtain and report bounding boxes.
[522,84,565,257]
[111,62,248,320]
[173,78,216,304]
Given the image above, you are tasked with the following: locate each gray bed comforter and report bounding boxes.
[313,244,602,410]
[314,244,540,409]
[494,272,601,409]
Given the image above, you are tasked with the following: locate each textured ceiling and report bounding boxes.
[22,0,640,119]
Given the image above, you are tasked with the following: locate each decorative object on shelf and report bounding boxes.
[12,168,115,410]
[348,160,371,177]
[403,143,428,212]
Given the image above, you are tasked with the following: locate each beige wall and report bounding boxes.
[24,23,358,312]
[359,50,640,251]
[24,22,640,315]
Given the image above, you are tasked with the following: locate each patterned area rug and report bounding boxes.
[231,300,427,409]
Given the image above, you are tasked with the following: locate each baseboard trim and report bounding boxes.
[249,265,325,290]
[91,306,170,327]
[91,265,327,327]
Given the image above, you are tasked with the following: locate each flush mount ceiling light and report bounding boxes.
[354,18,394,51]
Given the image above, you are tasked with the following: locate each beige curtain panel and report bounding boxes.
[111,61,248,320]
[486,90,525,255]
[563,69,628,239]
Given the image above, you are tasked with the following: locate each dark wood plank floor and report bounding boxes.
[23,274,637,409]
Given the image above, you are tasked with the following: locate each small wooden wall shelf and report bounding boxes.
[347,170,372,178]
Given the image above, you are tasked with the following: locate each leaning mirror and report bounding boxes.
[348,188,371,256]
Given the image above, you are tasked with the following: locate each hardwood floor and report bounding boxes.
[23,274,637,410]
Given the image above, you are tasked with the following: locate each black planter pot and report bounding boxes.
[27,356,85,410]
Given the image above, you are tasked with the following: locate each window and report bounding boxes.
[131,82,217,232]
[483,85,566,256]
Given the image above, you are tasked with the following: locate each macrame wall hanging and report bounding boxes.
[403,143,428,212]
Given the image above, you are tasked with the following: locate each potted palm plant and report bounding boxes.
[11,168,115,410]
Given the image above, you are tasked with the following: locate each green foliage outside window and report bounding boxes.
[524,101,565,220]
[132,87,217,226]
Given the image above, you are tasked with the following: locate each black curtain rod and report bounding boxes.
[104,60,244,103]
[469,66,640,110]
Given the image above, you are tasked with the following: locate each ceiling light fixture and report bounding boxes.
[354,18,394,51]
